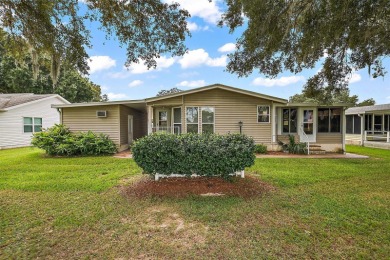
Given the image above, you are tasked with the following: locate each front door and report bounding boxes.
[300,108,316,142]
[155,109,170,132]
[128,115,133,144]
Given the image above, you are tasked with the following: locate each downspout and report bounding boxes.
[57,108,63,124]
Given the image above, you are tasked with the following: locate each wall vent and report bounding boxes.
[96,110,107,118]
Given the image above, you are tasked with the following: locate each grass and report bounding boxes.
[0,145,389,259]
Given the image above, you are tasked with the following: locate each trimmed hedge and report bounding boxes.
[132,133,256,178]
[254,144,268,154]
[31,124,117,156]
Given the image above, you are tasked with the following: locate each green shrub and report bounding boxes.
[254,144,267,154]
[32,124,117,156]
[278,135,307,154]
[132,133,256,178]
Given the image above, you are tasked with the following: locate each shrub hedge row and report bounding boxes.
[132,133,256,178]
[32,124,117,156]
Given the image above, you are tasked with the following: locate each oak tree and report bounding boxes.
[0,0,190,87]
[220,0,390,99]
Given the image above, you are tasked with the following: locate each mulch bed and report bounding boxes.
[122,175,275,199]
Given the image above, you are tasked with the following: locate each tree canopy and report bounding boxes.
[289,89,376,107]
[0,30,105,103]
[0,0,190,87]
[220,0,390,99]
[156,87,182,97]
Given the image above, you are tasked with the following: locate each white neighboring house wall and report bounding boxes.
[0,96,69,149]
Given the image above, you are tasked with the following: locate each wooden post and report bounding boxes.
[155,172,159,181]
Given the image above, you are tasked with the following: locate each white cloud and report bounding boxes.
[164,0,222,24]
[128,56,175,74]
[349,72,362,84]
[252,76,305,87]
[176,80,206,88]
[178,49,227,69]
[128,80,143,88]
[218,43,236,53]
[107,92,129,101]
[387,96,390,100]
[187,22,209,32]
[88,56,116,74]
[108,56,175,78]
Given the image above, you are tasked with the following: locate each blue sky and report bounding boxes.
[83,0,390,104]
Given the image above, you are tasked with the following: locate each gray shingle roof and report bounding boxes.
[345,103,390,115]
[0,93,57,109]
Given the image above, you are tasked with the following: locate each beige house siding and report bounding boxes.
[316,133,343,144]
[148,88,277,144]
[149,96,183,106]
[277,134,300,144]
[62,105,120,146]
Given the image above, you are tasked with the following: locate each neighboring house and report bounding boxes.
[345,104,390,149]
[52,84,347,153]
[0,93,70,149]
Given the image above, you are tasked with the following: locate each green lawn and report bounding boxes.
[0,146,389,259]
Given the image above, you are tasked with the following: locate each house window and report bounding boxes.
[385,115,390,131]
[186,107,199,133]
[365,114,372,131]
[173,107,182,134]
[346,115,361,134]
[318,108,341,133]
[202,107,214,134]
[257,106,270,123]
[282,108,297,133]
[374,115,383,132]
[24,117,42,133]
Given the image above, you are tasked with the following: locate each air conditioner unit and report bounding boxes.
[96,110,107,118]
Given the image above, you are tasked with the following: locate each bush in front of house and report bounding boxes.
[132,133,256,178]
[254,144,268,154]
[278,135,307,154]
[31,124,117,156]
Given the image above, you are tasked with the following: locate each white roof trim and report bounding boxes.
[52,99,146,108]
[145,84,288,104]
[2,95,70,111]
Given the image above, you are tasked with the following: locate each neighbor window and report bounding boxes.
[282,108,297,133]
[365,114,372,131]
[24,117,42,133]
[186,107,199,133]
[346,115,361,134]
[318,108,341,133]
[385,115,390,131]
[201,107,214,134]
[257,106,270,123]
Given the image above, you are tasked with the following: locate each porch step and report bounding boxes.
[309,149,327,155]
[308,144,326,155]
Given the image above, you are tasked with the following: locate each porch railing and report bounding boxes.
[364,131,390,142]
[299,126,310,155]
[152,126,181,134]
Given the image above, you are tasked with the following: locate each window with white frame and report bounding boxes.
[318,108,341,133]
[186,107,199,133]
[257,106,270,123]
[201,107,214,134]
[24,117,42,133]
[282,108,297,133]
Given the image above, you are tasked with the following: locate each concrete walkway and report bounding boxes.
[113,151,368,159]
[255,152,368,159]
